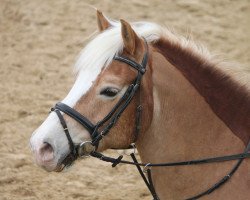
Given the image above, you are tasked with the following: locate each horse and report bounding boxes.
[30,10,250,199]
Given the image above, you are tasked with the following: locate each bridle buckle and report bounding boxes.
[77,141,96,157]
[143,163,152,173]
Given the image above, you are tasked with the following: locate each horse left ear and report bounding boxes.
[96,10,112,32]
[120,19,142,55]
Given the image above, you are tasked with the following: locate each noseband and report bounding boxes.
[51,40,250,200]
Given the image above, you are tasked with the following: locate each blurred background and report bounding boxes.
[0,0,249,199]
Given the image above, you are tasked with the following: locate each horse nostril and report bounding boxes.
[38,142,54,162]
[41,142,53,153]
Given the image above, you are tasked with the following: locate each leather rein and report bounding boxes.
[51,40,250,200]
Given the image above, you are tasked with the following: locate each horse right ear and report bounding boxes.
[96,10,112,32]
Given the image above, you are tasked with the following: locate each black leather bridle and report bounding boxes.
[51,40,250,200]
[51,39,148,167]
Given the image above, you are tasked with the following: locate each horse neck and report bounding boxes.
[154,38,250,146]
[136,47,246,164]
[135,47,249,199]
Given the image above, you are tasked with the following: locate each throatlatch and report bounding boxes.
[51,39,250,200]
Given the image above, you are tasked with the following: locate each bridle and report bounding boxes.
[51,39,148,166]
[51,39,250,200]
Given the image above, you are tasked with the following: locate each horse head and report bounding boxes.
[30,11,154,172]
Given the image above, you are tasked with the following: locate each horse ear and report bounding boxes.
[120,19,141,55]
[96,10,111,32]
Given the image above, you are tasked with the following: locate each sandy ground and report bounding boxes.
[0,0,249,199]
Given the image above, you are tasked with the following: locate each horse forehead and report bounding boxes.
[62,66,106,107]
[101,61,137,83]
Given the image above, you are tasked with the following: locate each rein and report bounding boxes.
[91,142,250,200]
[51,40,250,200]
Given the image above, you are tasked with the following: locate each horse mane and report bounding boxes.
[153,29,250,146]
[74,21,250,145]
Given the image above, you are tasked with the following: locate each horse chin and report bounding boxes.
[54,153,76,172]
[34,153,73,172]
[54,162,74,172]
[54,164,66,172]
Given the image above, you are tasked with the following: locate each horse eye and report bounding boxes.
[100,87,119,97]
